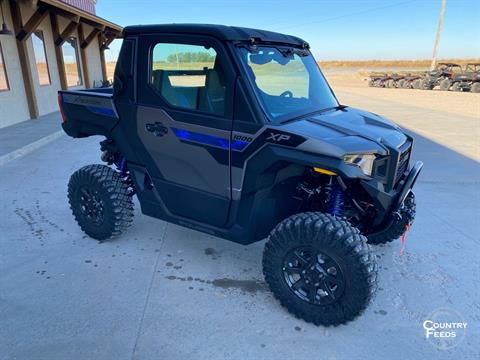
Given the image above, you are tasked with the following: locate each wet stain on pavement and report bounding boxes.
[211,278,268,293]
[204,248,216,255]
[164,275,268,294]
[14,200,68,244]
[204,248,221,260]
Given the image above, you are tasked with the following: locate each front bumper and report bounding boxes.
[360,161,423,226]
[363,161,423,237]
[394,161,423,211]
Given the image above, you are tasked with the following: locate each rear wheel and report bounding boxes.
[68,164,134,240]
[412,79,421,89]
[263,212,376,326]
[471,82,480,93]
[397,79,405,88]
[451,82,461,92]
[439,78,451,91]
[403,80,412,89]
[419,79,430,90]
[386,79,395,88]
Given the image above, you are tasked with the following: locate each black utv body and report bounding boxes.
[419,62,462,90]
[59,24,422,327]
[450,63,480,92]
[368,73,392,87]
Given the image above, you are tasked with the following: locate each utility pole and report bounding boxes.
[431,0,446,71]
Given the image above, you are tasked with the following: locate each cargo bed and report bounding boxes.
[58,88,119,138]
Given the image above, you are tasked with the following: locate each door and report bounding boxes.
[136,35,235,227]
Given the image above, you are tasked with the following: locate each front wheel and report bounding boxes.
[412,79,421,89]
[451,82,461,92]
[263,213,377,326]
[367,193,416,245]
[471,82,480,93]
[439,78,451,91]
[68,164,134,240]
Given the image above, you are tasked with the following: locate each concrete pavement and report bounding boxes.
[0,96,479,359]
[0,112,64,166]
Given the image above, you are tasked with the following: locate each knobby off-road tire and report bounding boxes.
[68,164,134,240]
[451,82,461,92]
[471,82,480,93]
[367,193,416,245]
[419,79,430,90]
[412,79,421,89]
[439,79,451,91]
[402,80,412,89]
[263,212,377,327]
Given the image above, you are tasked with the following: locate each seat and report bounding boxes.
[152,70,191,108]
[198,68,226,115]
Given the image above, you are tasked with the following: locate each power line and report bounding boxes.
[274,0,418,32]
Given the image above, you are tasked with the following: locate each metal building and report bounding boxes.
[0,0,122,128]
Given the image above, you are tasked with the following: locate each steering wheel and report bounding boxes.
[280,90,293,98]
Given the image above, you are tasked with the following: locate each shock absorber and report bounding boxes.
[328,178,345,217]
[115,155,136,196]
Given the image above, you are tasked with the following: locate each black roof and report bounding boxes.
[123,24,306,46]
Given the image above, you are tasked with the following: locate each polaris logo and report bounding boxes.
[267,133,291,142]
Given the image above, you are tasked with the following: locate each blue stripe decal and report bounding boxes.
[86,106,117,118]
[231,140,249,151]
[171,128,249,151]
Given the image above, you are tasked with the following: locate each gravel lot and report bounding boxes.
[0,82,479,360]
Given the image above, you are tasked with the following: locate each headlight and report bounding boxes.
[343,153,376,176]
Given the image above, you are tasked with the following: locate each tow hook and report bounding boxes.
[400,222,411,256]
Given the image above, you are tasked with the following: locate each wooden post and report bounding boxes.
[54,19,78,46]
[80,27,100,49]
[16,5,49,41]
[77,22,90,88]
[98,33,107,83]
[49,12,67,90]
[9,0,39,119]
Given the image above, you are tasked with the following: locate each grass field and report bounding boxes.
[318,58,480,69]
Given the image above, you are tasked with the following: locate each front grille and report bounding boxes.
[394,143,411,185]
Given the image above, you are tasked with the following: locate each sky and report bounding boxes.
[97,0,480,61]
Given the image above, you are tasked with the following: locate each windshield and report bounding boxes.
[237,45,338,122]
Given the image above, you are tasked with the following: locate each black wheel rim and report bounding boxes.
[282,246,345,305]
[78,187,105,225]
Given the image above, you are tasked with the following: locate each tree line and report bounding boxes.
[166,52,215,63]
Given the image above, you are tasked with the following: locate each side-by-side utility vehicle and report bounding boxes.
[59,24,422,326]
